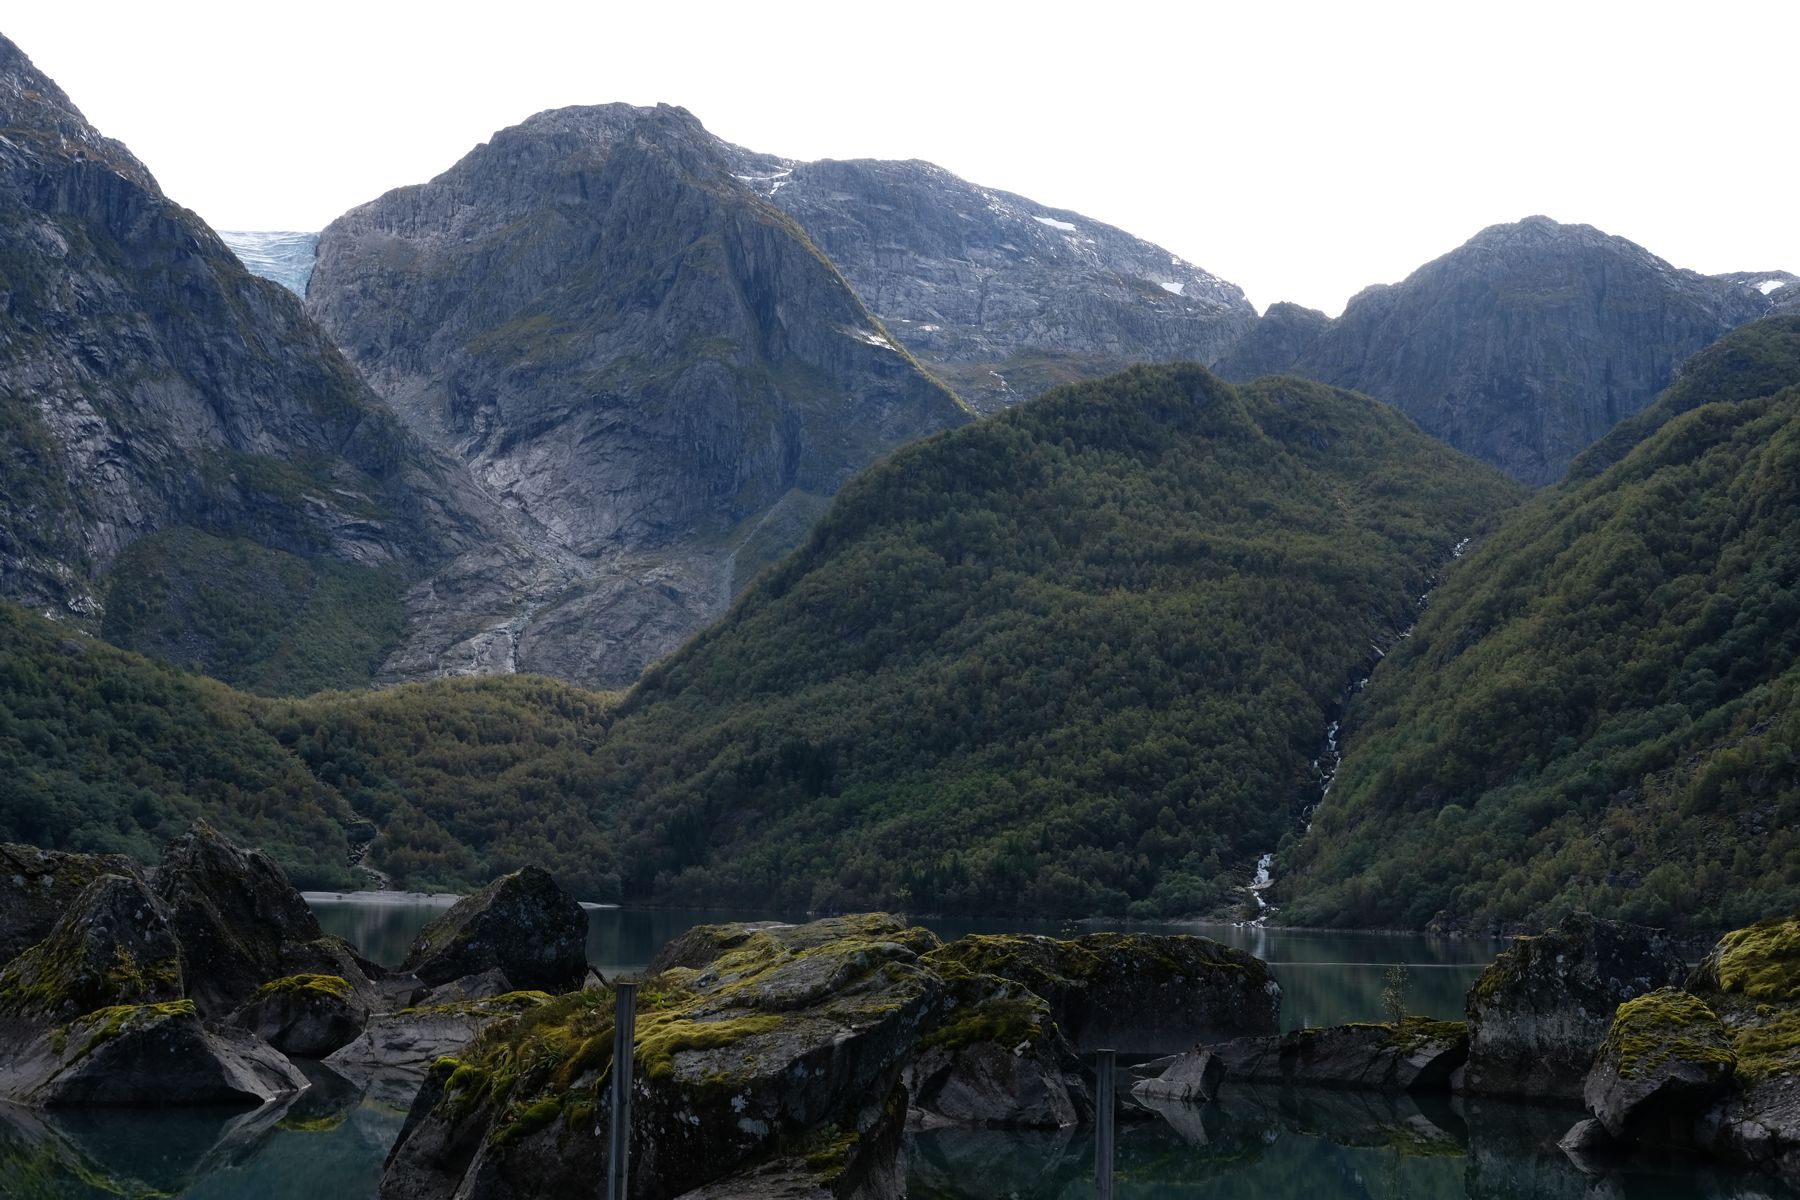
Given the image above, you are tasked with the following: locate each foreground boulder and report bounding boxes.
[1190,1018,1468,1094]
[4,1000,307,1106]
[922,932,1280,1055]
[156,821,377,1017]
[230,973,371,1058]
[1464,912,1686,1100]
[0,843,143,965]
[1688,917,1800,1188]
[0,874,182,1026]
[904,973,1091,1129]
[399,866,588,993]
[1583,988,1737,1144]
[381,915,947,1198]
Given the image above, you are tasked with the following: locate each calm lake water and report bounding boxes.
[5,897,1784,1199]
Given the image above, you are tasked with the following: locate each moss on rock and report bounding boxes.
[1705,917,1800,1003]
[250,973,353,1003]
[1600,989,1737,1080]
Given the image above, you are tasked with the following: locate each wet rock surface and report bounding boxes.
[399,865,587,993]
[1203,1018,1468,1093]
[922,931,1281,1055]
[1464,912,1687,1100]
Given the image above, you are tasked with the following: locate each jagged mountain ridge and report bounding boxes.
[306,102,972,688]
[0,33,524,692]
[720,151,1258,411]
[1218,216,1783,484]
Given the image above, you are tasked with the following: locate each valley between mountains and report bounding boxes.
[1,28,1796,940]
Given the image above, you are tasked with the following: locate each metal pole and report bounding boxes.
[1095,1047,1115,1198]
[607,981,637,1200]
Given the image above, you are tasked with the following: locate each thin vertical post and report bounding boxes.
[1095,1047,1115,1198]
[607,981,637,1200]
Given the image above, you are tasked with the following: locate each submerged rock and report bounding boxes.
[1463,912,1686,1100]
[1203,1018,1468,1093]
[922,931,1280,1055]
[399,866,587,994]
[1584,988,1737,1144]
[0,844,143,966]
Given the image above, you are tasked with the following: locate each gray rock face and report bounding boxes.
[1204,1019,1468,1092]
[230,974,369,1058]
[399,865,587,993]
[1131,1047,1226,1104]
[16,1003,306,1107]
[721,153,1257,413]
[1209,301,1331,383]
[922,932,1281,1055]
[0,873,182,1025]
[0,33,505,681]
[1464,912,1688,1101]
[0,842,143,965]
[1583,988,1736,1145]
[307,103,971,689]
[1221,217,1783,484]
[155,821,374,1018]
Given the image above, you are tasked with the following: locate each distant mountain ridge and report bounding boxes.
[307,103,971,688]
[1217,216,1785,484]
[0,33,515,694]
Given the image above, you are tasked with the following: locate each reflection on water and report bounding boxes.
[13,898,1779,1198]
[908,1086,1793,1199]
[307,895,1503,1030]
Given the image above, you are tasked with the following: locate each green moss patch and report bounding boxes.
[251,973,353,1003]
[62,999,198,1063]
[1710,917,1800,1003]
[1601,989,1736,1080]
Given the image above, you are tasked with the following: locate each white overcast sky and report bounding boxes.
[7,1,1795,315]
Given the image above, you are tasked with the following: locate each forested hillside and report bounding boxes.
[1282,317,1800,932]
[588,364,1522,915]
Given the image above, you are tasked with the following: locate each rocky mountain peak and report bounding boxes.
[0,34,156,193]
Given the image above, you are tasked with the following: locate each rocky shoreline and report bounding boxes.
[2,827,1795,1197]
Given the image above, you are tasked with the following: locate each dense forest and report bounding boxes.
[584,364,1521,915]
[1281,318,1800,932]
[0,364,1520,911]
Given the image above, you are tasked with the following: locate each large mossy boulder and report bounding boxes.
[399,866,588,994]
[1463,912,1686,1100]
[0,874,183,1027]
[1686,917,1800,1188]
[379,915,948,1199]
[155,821,374,1017]
[0,844,143,966]
[6,1000,307,1107]
[1583,988,1737,1144]
[1200,1017,1468,1093]
[922,932,1280,1055]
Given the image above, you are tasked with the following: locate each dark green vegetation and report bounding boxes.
[1284,317,1800,932]
[590,364,1521,915]
[0,602,617,892]
[0,365,1517,910]
[102,528,407,696]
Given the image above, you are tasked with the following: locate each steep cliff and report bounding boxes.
[0,33,503,693]
[724,152,1258,411]
[307,103,971,687]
